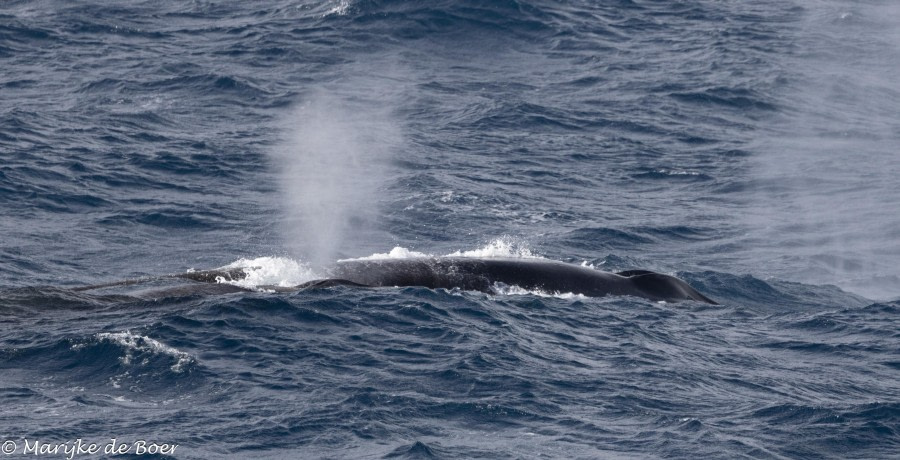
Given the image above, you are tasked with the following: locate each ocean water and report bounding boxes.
[2,0,899,458]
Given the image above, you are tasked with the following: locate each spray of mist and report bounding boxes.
[271,85,402,268]
[750,0,900,299]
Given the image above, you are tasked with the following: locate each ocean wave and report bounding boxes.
[90,331,194,374]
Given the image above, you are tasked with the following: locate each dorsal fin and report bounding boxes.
[616,269,656,277]
[626,272,718,304]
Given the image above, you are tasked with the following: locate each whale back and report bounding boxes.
[331,257,716,303]
[74,258,716,304]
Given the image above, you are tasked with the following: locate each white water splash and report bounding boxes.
[219,256,320,288]
[341,237,543,262]
[491,282,586,300]
[339,247,433,261]
[94,332,193,373]
[323,0,352,17]
[445,237,542,259]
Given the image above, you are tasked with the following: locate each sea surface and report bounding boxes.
[2,1,899,458]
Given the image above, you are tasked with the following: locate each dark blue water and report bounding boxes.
[2,1,899,458]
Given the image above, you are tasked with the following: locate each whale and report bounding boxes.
[325,257,717,303]
[76,257,716,304]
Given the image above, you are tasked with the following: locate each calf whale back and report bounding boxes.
[328,257,716,304]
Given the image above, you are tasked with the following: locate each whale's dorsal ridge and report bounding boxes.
[295,278,370,290]
[616,270,657,277]
[625,271,718,304]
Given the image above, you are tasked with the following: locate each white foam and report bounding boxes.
[218,256,319,288]
[341,238,543,262]
[654,168,703,176]
[323,0,351,17]
[445,237,543,259]
[491,282,586,300]
[339,247,433,261]
[95,332,193,373]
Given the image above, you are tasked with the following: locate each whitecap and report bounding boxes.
[95,331,193,373]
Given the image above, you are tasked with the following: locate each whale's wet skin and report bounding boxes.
[328,258,717,303]
[75,257,717,304]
